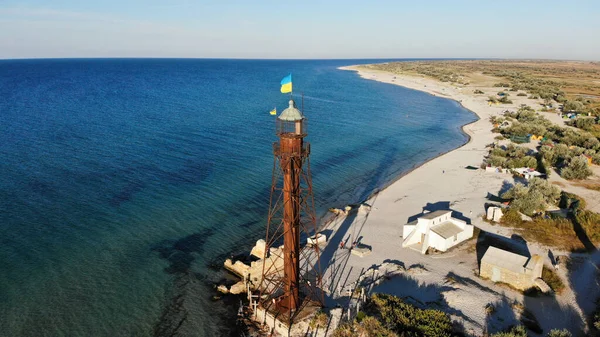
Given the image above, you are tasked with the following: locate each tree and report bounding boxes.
[539,145,556,164]
[563,100,585,112]
[501,178,561,216]
[561,156,593,180]
[575,118,595,130]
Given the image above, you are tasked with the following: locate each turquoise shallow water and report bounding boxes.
[0,59,476,336]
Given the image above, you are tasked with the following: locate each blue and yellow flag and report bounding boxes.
[269,107,277,115]
[280,74,292,94]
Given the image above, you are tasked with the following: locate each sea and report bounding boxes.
[0,59,477,336]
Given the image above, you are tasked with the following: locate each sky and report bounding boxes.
[1,0,599,60]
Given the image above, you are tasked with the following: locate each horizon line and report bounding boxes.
[1,57,597,62]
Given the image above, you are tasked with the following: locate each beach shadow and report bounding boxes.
[475,230,530,268]
[382,259,406,270]
[565,251,600,334]
[522,288,583,335]
[367,272,475,329]
[406,202,471,224]
[571,212,597,252]
[444,272,500,297]
[318,212,358,290]
[499,180,514,196]
[484,296,519,335]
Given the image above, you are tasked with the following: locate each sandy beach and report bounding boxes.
[312,65,600,335]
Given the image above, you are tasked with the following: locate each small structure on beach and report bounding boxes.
[479,246,543,291]
[513,167,544,180]
[402,210,474,254]
[486,206,504,222]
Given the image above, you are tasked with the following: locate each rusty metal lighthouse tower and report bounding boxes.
[258,99,322,325]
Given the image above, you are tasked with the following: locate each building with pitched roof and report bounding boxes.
[479,246,543,290]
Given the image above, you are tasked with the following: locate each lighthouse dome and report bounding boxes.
[278,100,304,121]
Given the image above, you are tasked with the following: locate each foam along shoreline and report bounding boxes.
[326,65,588,334]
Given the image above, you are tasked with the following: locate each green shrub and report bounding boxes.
[357,316,397,336]
[368,293,454,337]
[559,191,587,210]
[594,307,600,331]
[474,89,485,94]
[546,329,572,337]
[575,210,600,243]
[517,93,527,96]
[502,208,524,225]
[542,266,565,293]
[561,156,593,180]
[501,178,561,216]
[563,100,585,112]
[574,117,596,130]
[310,310,328,329]
[491,325,527,337]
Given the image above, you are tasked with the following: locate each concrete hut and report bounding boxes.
[402,210,474,254]
[479,246,543,291]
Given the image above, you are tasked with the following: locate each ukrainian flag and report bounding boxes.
[269,107,277,115]
[280,74,292,94]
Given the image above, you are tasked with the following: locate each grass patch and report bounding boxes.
[542,266,565,294]
[573,180,600,192]
[500,211,586,251]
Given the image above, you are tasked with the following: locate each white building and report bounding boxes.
[402,210,474,254]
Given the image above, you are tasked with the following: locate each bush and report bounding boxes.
[517,93,527,96]
[542,266,565,293]
[310,310,328,329]
[563,100,585,112]
[368,293,454,337]
[594,306,600,331]
[559,191,587,210]
[546,329,572,337]
[561,156,593,180]
[501,208,524,225]
[501,178,561,216]
[491,325,527,337]
[575,210,600,243]
[474,89,485,94]
[574,117,596,130]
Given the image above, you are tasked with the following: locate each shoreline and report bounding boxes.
[323,64,587,334]
[338,65,482,205]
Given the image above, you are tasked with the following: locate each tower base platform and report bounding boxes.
[254,299,321,337]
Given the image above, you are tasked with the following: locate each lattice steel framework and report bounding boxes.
[257,115,323,324]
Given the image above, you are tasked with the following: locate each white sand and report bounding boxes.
[313,65,599,335]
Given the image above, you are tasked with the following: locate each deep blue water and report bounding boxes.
[0,59,476,336]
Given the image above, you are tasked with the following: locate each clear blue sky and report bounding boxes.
[1,0,599,59]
